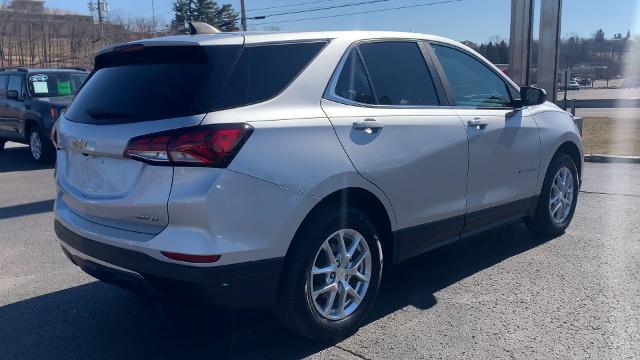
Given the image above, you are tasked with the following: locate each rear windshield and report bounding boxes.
[27,72,88,97]
[65,41,326,124]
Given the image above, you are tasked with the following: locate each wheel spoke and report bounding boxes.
[323,287,338,316]
[349,269,370,283]
[338,285,347,316]
[349,250,367,270]
[346,285,362,304]
[313,283,337,299]
[346,234,361,260]
[337,230,348,263]
[322,242,337,266]
[312,265,336,276]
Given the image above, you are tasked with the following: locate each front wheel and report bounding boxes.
[526,153,579,236]
[276,207,383,341]
[28,127,55,163]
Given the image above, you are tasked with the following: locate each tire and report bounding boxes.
[276,207,383,341]
[526,153,579,236]
[28,126,55,163]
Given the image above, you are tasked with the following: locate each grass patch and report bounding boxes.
[581,117,640,156]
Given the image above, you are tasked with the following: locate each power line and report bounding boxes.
[255,0,396,18]
[253,0,463,26]
[246,0,345,13]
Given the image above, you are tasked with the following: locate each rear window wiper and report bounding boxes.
[86,109,137,120]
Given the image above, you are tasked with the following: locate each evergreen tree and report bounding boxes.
[214,4,240,32]
[171,0,239,33]
[171,0,195,33]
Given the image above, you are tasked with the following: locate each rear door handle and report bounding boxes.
[353,118,384,132]
[468,118,488,130]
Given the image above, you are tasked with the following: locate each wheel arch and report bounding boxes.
[555,141,583,181]
[284,187,396,269]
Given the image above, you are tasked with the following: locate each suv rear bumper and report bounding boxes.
[55,221,284,308]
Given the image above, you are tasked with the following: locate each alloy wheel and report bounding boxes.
[30,131,42,160]
[308,229,372,321]
[549,167,574,224]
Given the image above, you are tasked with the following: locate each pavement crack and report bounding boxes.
[580,190,640,198]
[334,344,372,360]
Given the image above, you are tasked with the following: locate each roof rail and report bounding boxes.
[0,67,28,72]
[189,22,221,35]
[60,67,88,72]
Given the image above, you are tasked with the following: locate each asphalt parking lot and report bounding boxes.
[1,144,639,359]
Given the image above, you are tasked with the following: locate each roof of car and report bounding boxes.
[100,31,462,54]
[0,68,88,73]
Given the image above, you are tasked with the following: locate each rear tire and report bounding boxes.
[276,207,383,341]
[28,126,55,163]
[526,153,579,236]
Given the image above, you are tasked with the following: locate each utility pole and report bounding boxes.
[27,0,33,66]
[240,0,247,31]
[97,0,105,48]
[151,0,156,36]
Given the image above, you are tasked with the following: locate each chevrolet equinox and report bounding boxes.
[53,31,583,340]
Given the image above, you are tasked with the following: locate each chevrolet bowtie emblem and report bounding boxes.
[71,138,87,150]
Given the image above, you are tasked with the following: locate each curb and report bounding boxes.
[584,154,640,164]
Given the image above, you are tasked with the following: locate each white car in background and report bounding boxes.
[53,31,583,340]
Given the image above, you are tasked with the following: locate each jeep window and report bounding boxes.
[8,75,24,98]
[0,75,7,97]
[27,72,88,98]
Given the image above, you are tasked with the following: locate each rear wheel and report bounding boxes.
[526,153,579,236]
[276,207,383,341]
[28,127,55,163]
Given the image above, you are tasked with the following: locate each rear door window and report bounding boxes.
[214,41,326,110]
[357,41,440,106]
[333,49,376,104]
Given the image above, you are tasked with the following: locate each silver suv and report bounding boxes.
[53,31,583,340]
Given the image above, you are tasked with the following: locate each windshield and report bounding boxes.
[27,72,88,98]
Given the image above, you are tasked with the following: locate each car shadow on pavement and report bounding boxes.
[0,147,54,173]
[0,223,555,360]
[0,199,55,220]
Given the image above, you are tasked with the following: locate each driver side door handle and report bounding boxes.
[353,118,384,132]
[468,118,488,130]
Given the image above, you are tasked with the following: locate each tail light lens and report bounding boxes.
[124,124,253,167]
[51,122,59,149]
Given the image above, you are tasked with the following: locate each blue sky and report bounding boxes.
[44,0,639,43]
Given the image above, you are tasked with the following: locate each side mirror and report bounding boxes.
[7,90,20,100]
[519,86,547,106]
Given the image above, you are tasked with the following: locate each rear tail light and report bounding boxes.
[124,124,253,167]
[51,122,59,149]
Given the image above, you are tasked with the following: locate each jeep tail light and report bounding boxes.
[124,124,253,167]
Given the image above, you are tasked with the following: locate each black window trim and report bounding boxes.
[323,38,449,109]
[428,41,522,110]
